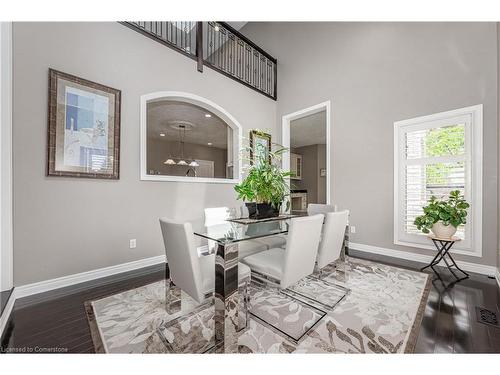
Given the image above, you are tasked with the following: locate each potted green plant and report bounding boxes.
[234,138,291,220]
[414,190,470,239]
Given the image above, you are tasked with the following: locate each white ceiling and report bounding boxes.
[147,101,230,149]
[290,110,327,148]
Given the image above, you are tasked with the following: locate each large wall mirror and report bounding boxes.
[140,92,242,183]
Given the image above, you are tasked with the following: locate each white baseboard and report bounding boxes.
[349,242,497,277]
[15,255,165,299]
[496,268,500,290]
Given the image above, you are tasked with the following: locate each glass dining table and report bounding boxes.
[193,214,350,353]
[193,215,293,353]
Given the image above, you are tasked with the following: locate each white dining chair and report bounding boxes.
[307,203,336,216]
[315,210,349,275]
[159,218,251,327]
[239,205,287,249]
[204,207,285,258]
[241,214,324,289]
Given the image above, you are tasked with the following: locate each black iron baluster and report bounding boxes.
[196,22,203,72]
[179,21,183,50]
[207,23,211,64]
[120,21,276,100]
[218,24,222,69]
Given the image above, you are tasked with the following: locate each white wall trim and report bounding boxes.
[393,104,483,257]
[140,91,243,184]
[496,268,500,290]
[281,100,332,205]
[0,21,13,292]
[15,255,165,299]
[349,242,497,277]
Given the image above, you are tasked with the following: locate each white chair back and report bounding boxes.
[316,210,349,269]
[281,214,324,288]
[307,203,336,216]
[204,207,231,226]
[159,218,205,303]
[240,205,249,218]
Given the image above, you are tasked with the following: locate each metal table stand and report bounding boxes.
[420,235,469,286]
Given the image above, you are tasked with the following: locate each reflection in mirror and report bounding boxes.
[146,100,234,179]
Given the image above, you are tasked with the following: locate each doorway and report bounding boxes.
[282,101,331,214]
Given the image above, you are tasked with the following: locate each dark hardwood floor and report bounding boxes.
[1,288,13,316]
[1,264,166,353]
[349,250,500,353]
[1,253,499,354]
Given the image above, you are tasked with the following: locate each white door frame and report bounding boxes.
[0,22,13,292]
[281,100,331,206]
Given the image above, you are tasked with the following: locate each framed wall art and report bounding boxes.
[47,69,121,179]
[249,130,271,166]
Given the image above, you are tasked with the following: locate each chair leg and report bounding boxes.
[165,278,172,311]
[165,279,180,315]
[244,280,250,329]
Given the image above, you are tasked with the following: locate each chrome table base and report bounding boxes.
[214,242,240,353]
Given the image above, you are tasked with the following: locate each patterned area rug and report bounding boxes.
[85,257,430,353]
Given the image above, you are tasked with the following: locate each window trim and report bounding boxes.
[140,91,242,184]
[393,105,483,257]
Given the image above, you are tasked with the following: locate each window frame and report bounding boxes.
[393,105,483,257]
[140,91,242,184]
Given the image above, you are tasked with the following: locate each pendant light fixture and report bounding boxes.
[177,125,187,165]
[162,122,199,167]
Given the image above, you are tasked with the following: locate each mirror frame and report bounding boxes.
[140,91,242,184]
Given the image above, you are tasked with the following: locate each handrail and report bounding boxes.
[120,21,197,62]
[120,21,277,100]
[218,22,277,64]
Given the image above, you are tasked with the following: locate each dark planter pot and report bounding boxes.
[245,202,280,220]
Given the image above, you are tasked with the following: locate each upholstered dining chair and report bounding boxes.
[241,214,324,289]
[239,205,287,249]
[204,207,286,258]
[315,210,349,276]
[159,218,251,328]
[307,203,336,216]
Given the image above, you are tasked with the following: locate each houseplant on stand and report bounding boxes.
[234,138,292,219]
[414,190,470,239]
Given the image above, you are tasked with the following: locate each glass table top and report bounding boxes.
[193,217,292,244]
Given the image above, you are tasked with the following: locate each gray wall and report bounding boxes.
[498,23,500,273]
[291,144,326,204]
[291,145,319,203]
[243,22,499,267]
[12,22,277,285]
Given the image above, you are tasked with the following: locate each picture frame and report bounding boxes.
[249,130,271,166]
[47,69,121,179]
[320,168,327,177]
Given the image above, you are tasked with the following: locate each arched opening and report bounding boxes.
[140,92,242,183]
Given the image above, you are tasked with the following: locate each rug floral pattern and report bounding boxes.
[88,257,429,353]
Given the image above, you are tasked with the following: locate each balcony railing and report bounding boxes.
[121,21,277,100]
